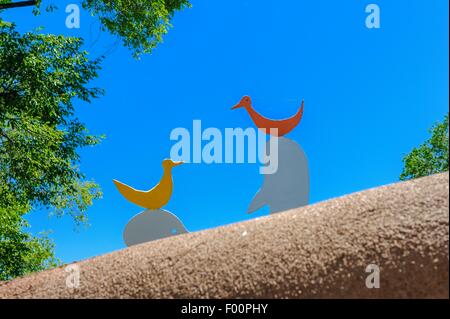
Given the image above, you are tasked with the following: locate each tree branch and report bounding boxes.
[0,1,36,10]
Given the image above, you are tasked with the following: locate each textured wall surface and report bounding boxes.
[0,173,448,299]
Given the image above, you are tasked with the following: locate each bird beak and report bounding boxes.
[172,161,184,167]
[231,103,243,110]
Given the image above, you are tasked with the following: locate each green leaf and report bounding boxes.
[1,24,102,280]
[400,114,449,180]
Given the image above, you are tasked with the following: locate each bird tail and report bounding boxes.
[247,189,268,214]
[296,100,304,121]
[113,179,136,198]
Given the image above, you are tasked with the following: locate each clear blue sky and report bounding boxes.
[2,0,448,263]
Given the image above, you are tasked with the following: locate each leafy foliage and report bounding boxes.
[400,114,449,180]
[13,0,190,58]
[2,1,191,57]
[82,0,191,58]
[0,0,190,281]
[0,204,58,281]
[0,24,103,279]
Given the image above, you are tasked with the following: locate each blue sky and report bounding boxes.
[2,0,448,263]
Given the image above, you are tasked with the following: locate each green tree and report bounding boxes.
[400,114,449,180]
[0,204,58,281]
[0,24,102,280]
[0,0,190,280]
[1,0,191,58]
[81,0,191,58]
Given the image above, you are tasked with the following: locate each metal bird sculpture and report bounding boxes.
[113,159,183,210]
[231,95,304,137]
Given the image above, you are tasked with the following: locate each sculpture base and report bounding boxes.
[123,209,188,247]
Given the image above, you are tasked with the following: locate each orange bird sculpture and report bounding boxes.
[231,96,304,137]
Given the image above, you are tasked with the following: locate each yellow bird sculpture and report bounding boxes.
[113,159,183,210]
